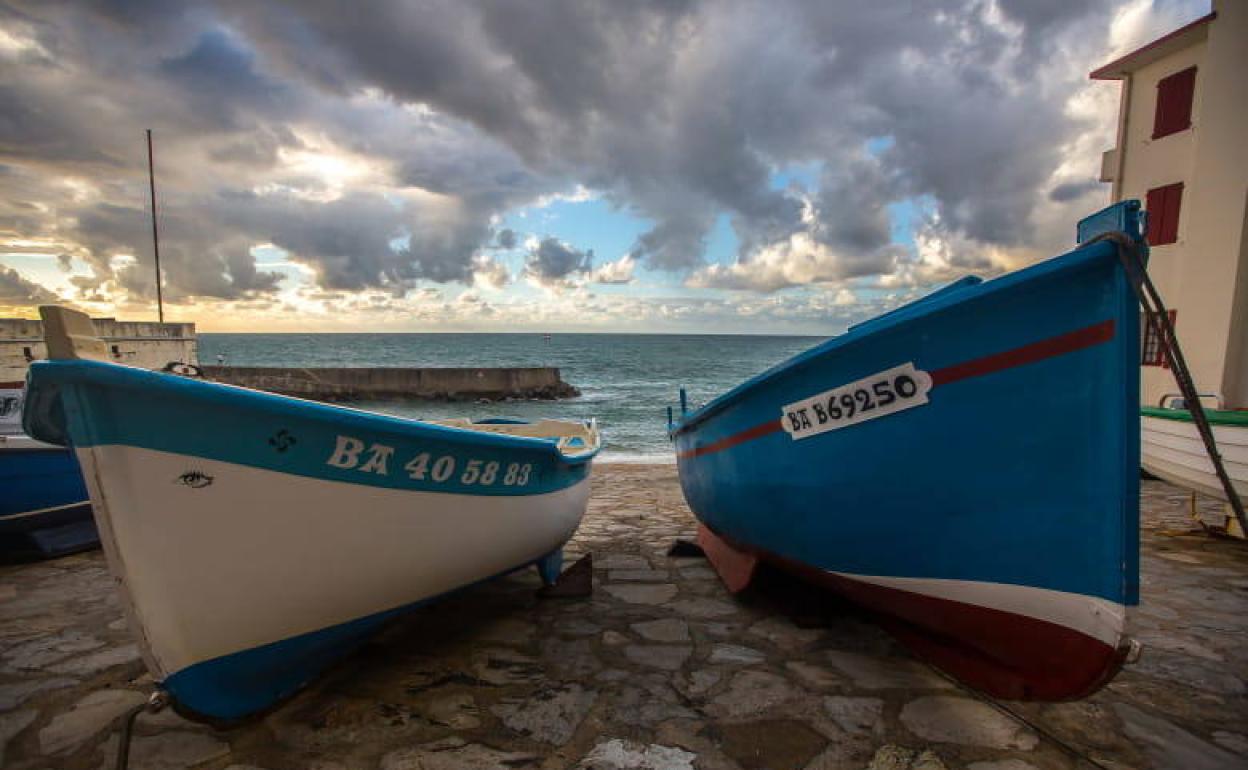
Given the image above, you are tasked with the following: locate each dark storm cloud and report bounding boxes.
[0,265,60,304]
[159,28,292,131]
[525,238,592,282]
[1049,180,1101,203]
[496,228,517,250]
[0,0,1133,310]
[226,0,1116,263]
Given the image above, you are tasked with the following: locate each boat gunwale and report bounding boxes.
[1141,406,1248,427]
[26,360,601,464]
[670,239,1122,438]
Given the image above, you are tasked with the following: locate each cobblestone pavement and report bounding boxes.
[1,467,1246,770]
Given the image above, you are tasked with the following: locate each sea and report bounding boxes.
[197,334,825,462]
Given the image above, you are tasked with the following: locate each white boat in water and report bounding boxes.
[23,306,601,722]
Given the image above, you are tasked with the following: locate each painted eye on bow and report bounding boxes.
[174,471,214,489]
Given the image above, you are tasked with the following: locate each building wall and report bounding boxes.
[0,318,198,383]
[1184,1,1248,409]
[1112,4,1248,409]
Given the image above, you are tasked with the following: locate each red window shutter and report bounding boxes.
[1153,66,1196,139]
[1145,182,1183,245]
[1146,187,1165,243]
[1162,183,1183,244]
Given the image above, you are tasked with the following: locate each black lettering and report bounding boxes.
[798,409,813,429]
[827,396,842,420]
[856,388,875,412]
[787,411,804,431]
[895,374,917,398]
[811,402,829,424]
[873,381,895,406]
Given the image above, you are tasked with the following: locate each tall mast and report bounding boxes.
[146,128,165,323]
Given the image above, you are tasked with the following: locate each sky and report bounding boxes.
[0,0,1209,333]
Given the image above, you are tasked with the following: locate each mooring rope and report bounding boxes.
[1087,231,1248,537]
[922,663,1115,770]
[113,691,168,770]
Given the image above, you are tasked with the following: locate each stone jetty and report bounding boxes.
[202,366,580,402]
[1,467,1246,769]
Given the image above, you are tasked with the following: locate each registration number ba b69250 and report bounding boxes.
[780,362,932,441]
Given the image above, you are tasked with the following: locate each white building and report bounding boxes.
[1093,0,1247,411]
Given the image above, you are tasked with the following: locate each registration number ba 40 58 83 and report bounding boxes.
[780,362,932,440]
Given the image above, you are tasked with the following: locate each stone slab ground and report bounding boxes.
[1,467,1245,770]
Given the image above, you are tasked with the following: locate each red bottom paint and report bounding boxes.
[697,524,758,592]
[697,524,1129,701]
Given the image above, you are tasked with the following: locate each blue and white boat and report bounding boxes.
[0,383,96,560]
[23,306,601,722]
[670,201,1145,700]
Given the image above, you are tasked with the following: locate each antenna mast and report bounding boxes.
[146,129,165,323]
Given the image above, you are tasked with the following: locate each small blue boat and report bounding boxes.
[670,202,1144,700]
[0,384,96,560]
[24,307,601,722]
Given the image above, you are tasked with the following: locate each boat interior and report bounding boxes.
[432,418,601,458]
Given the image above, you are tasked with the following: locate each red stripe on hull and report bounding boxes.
[928,319,1116,387]
[676,319,1116,461]
[678,419,782,460]
[697,525,1128,701]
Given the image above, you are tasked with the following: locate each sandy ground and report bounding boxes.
[1,464,1246,770]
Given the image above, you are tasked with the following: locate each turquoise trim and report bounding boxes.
[162,551,560,721]
[25,361,596,497]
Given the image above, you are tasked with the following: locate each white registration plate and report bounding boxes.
[780,362,932,440]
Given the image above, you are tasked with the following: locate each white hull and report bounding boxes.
[1141,416,1248,501]
[828,571,1128,649]
[0,433,66,451]
[76,444,589,679]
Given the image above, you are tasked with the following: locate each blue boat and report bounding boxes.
[24,307,601,722]
[670,201,1144,700]
[0,384,96,560]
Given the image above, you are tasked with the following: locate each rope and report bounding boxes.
[113,691,169,770]
[923,664,1114,770]
[1086,232,1248,538]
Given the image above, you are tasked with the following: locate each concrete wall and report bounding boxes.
[0,318,198,383]
[202,366,579,401]
[1108,0,1248,409]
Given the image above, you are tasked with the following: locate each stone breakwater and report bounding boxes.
[1,468,1246,770]
[202,366,580,402]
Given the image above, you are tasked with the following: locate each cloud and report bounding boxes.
[472,255,510,289]
[0,0,1210,327]
[689,192,901,292]
[0,265,61,307]
[1048,180,1101,203]
[591,254,636,285]
[524,237,592,285]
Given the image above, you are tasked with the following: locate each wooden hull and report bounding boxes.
[25,359,598,720]
[672,235,1140,700]
[1141,413,1248,502]
[0,434,96,559]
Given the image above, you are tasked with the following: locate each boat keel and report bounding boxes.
[534,549,564,586]
[697,524,759,593]
[537,553,594,598]
[697,524,1130,700]
[777,552,1129,700]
